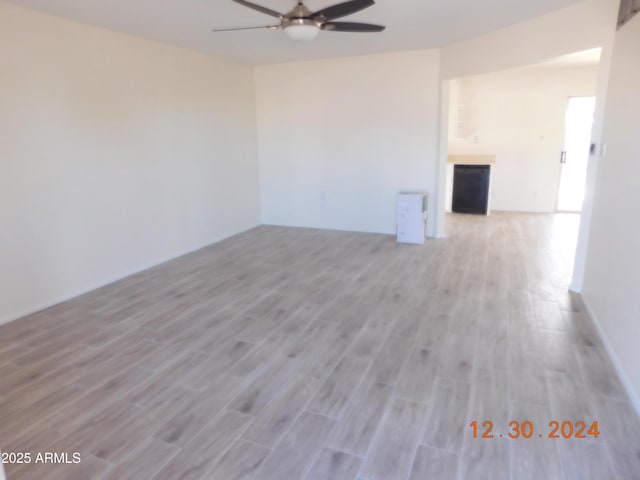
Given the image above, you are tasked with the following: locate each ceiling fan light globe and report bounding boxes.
[283,20,320,42]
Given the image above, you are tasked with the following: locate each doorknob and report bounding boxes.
[560,151,567,164]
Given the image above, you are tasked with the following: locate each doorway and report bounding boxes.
[556,96,596,212]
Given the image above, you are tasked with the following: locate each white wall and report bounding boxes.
[0,3,260,324]
[255,50,441,236]
[448,65,599,213]
[582,14,640,410]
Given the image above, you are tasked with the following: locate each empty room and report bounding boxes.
[1,0,639,479]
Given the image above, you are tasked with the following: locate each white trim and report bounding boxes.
[580,293,640,418]
[434,79,451,239]
[0,224,260,327]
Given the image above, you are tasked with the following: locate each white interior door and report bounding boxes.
[557,96,596,212]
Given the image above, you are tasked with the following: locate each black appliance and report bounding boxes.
[452,165,491,215]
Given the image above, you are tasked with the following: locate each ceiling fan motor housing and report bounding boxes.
[282,2,322,41]
[284,3,322,28]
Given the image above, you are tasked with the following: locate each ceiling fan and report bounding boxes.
[213,0,386,42]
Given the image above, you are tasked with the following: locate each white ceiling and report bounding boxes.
[7,0,587,64]
[533,48,602,68]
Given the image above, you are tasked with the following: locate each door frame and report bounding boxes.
[555,95,597,214]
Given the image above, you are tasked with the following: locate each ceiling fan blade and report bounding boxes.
[232,0,284,19]
[322,21,385,32]
[313,0,375,21]
[212,25,281,32]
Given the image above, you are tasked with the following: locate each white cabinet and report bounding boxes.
[397,193,428,245]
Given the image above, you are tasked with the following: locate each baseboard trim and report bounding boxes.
[0,224,261,327]
[261,221,442,240]
[579,292,640,418]
[261,220,396,236]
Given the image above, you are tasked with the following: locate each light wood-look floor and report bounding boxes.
[1,213,639,480]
